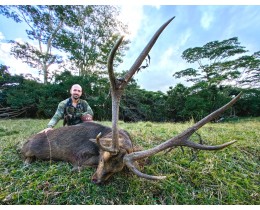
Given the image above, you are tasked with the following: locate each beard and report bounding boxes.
[72,94,80,100]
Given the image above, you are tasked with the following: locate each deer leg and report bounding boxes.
[71,156,99,172]
[23,156,35,166]
[79,156,99,168]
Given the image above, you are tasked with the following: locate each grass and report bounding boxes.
[0,118,259,204]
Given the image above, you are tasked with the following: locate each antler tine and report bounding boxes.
[124,92,242,180]
[120,16,175,90]
[108,17,175,155]
[108,36,124,90]
[184,140,237,150]
[125,158,166,180]
[107,36,125,153]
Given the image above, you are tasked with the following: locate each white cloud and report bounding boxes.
[0,41,39,76]
[171,28,192,55]
[118,5,144,40]
[0,32,5,40]
[179,28,192,46]
[200,11,214,30]
[0,32,39,76]
[158,47,174,68]
[0,32,65,81]
[151,5,161,10]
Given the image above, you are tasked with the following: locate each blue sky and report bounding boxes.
[0,3,260,92]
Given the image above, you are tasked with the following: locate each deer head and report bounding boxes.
[98,16,241,181]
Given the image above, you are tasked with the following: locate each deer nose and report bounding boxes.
[91,178,97,183]
[91,178,101,184]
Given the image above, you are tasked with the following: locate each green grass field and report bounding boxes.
[0,118,259,204]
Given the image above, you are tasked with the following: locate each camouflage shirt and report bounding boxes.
[47,98,93,128]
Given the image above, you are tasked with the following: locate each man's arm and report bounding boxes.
[82,100,94,117]
[80,100,94,121]
[47,100,66,128]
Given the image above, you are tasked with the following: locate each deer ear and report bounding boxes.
[89,138,97,143]
[99,138,113,147]
[90,137,113,146]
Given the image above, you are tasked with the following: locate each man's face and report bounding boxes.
[70,85,82,100]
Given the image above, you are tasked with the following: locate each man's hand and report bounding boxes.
[38,127,53,134]
[81,114,93,122]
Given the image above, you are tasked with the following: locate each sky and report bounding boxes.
[0,1,260,93]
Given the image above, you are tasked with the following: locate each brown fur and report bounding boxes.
[21,122,134,183]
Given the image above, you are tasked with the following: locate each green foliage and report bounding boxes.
[122,86,167,122]
[0,64,23,87]
[0,6,129,83]
[165,84,245,122]
[236,51,260,88]
[170,36,260,121]
[170,37,259,121]
[0,6,21,22]
[1,69,259,121]
[235,88,260,117]
[1,6,66,84]
[0,66,38,118]
[55,5,130,76]
[174,37,259,88]
[0,118,259,204]
[6,80,40,108]
[166,84,189,121]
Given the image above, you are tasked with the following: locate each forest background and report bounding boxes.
[0,5,259,122]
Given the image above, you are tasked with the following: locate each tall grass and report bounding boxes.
[0,118,259,204]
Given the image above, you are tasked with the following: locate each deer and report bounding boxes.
[21,16,241,184]
[21,121,135,183]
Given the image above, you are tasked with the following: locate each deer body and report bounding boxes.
[21,122,134,183]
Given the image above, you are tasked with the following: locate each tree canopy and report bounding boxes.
[173,37,259,89]
[0,5,129,83]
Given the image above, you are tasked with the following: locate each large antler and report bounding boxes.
[123,92,242,180]
[105,16,241,180]
[104,17,176,153]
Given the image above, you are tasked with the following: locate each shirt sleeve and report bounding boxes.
[81,100,94,117]
[47,100,66,128]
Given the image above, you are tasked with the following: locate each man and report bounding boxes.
[42,84,93,133]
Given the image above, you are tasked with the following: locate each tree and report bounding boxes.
[235,51,260,88]
[0,6,66,84]
[0,64,11,87]
[171,37,260,120]
[53,5,129,76]
[172,37,256,88]
[0,64,24,96]
[0,5,130,82]
[166,84,189,121]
